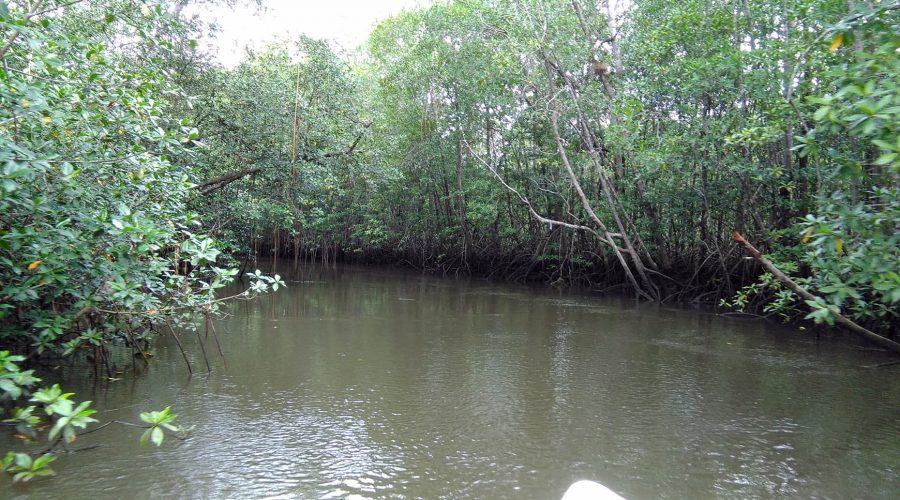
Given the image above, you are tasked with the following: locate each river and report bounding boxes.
[3,264,899,498]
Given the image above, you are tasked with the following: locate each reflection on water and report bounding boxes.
[3,264,899,499]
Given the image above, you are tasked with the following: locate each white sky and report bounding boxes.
[188,0,430,66]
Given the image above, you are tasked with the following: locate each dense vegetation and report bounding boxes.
[189,0,898,334]
[0,0,281,478]
[0,0,897,480]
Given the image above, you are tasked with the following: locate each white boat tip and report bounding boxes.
[561,480,625,500]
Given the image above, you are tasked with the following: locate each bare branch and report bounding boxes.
[462,138,613,247]
[195,167,260,195]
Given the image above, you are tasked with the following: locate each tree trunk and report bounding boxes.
[455,138,471,258]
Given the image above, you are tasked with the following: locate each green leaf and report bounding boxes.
[150,426,164,446]
[48,417,68,441]
[874,153,896,165]
[13,453,31,469]
[813,106,831,122]
[139,427,152,447]
[0,378,22,399]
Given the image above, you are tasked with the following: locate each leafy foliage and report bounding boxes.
[138,406,179,447]
[723,2,899,330]
[1,351,186,481]
[0,1,282,359]
[180,0,897,334]
[0,0,895,484]
[1,452,56,483]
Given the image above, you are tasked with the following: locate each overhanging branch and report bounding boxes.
[732,232,900,354]
[195,167,260,195]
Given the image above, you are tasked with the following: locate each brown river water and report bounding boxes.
[3,264,899,499]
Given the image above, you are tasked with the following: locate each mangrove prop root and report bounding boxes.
[165,322,193,374]
[206,313,227,365]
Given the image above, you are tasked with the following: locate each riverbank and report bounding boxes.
[236,235,900,350]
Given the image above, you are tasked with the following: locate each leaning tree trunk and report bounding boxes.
[542,54,660,300]
[732,232,900,354]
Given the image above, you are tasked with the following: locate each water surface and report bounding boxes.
[4,265,899,498]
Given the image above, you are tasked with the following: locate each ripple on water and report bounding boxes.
[4,266,899,499]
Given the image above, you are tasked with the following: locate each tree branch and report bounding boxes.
[732,232,900,354]
[300,125,370,163]
[195,167,260,195]
[0,0,45,61]
[462,138,613,247]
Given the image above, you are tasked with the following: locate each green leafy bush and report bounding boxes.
[0,1,283,359]
[1,351,187,481]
